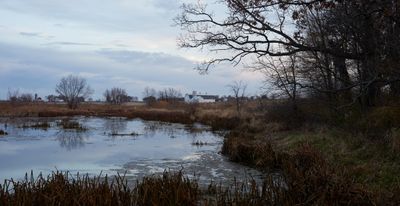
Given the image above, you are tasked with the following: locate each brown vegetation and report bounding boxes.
[0,170,275,206]
[19,122,51,130]
[220,99,400,204]
[0,171,199,206]
[57,119,87,131]
[1,100,400,204]
[0,130,7,135]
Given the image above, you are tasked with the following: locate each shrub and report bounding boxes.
[264,101,305,129]
[355,107,400,139]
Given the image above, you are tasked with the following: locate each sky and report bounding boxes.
[0,0,264,100]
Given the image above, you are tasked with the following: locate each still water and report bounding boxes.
[0,117,262,185]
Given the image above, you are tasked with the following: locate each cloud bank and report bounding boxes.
[0,0,263,100]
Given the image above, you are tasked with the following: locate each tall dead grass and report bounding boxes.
[1,154,387,206]
[222,138,390,205]
[0,170,282,206]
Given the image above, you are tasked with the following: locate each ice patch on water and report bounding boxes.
[182,153,201,161]
[148,166,165,173]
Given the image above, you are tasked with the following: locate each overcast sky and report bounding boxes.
[0,0,264,100]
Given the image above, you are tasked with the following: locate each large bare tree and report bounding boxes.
[175,0,354,71]
[55,75,93,109]
[257,54,300,110]
[177,0,400,111]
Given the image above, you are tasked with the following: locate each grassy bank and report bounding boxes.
[1,101,399,205]
[221,102,400,205]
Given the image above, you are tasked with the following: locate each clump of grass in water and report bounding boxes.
[20,122,51,130]
[57,119,87,131]
[0,129,7,135]
[109,131,140,136]
[192,140,208,146]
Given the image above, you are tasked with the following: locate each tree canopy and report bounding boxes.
[177,0,400,110]
[55,75,93,109]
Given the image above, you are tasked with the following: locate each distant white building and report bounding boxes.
[184,91,219,103]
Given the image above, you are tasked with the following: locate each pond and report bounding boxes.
[0,117,263,185]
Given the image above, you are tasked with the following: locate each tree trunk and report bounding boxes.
[333,56,352,103]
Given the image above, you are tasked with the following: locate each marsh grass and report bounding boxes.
[19,122,51,130]
[134,171,199,206]
[1,101,400,204]
[57,119,87,131]
[222,138,385,205]
[0,130,7,135]
[109,132,140,136]
[0,170,278,206]
[191,140,209,146]
[0,163,383,206]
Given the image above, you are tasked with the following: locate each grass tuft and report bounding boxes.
[0,130,7,135]
[20,122,51,130]
[57,119,87,131]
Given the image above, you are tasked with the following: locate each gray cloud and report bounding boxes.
[19,31,55,41]
[97,49,193,67]
[0,0,181,34]
[152,0,181,12]
[19,32,41,37]
[0,0,263,100]
[44,41,96,46]
[0,42,262,100]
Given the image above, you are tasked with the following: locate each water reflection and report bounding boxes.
[142,121,181,138]
[0,117,264,186]
[56,130,87,151]
[103,117,128,135]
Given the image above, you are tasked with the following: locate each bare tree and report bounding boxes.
[104,87,130,104]
[175,1,353,72]
[142,87,157,99]
[158,88,182,102]
[177,0,400,111]
[257,54,300,110]
[55,75,93,109]
[142,87,158,106]
[7,88,19,103]
[7,89,34,103]
[19,93,33,102]
[228,81,247,116]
